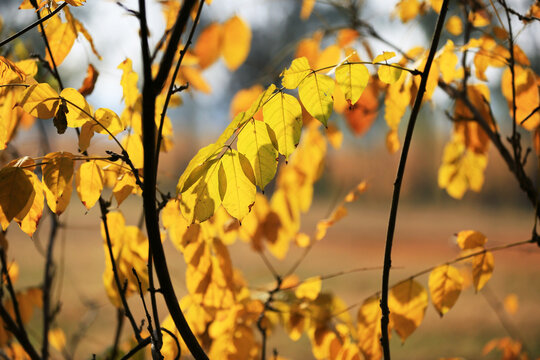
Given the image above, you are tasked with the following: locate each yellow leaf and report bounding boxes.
[42,152,74,201]
[44,176,72,215]
[15,172,44,237]
[429,265,464,316]
[357,296,382,360]
[298,72,334,126]
[162,198,189,250]
[315,44,341,70]
[48,328,66,351]
[263,92,302,161]
[122,133,144,169]
[429,0,443,12]
[315,205,347,241]
[219,149,256,221]
[60,88,92,128]
[386,129,400,153]
[395,0,422,22]
[76,160,104,209]
[237,119,278,191]
[180,66,211,93]
[194,23,222,69]
[503,294,519,315]
[221,15,251,71]
[472,251,494,291]
[117,58,139,108]
[112,172,137,206]
[0,167,35,230]
[230,85,263,119]
[42,10,76,67]
[385,75,411,130]
[373,51,402,84]
[295,276,322,300]
[389,279,428,342]
[94,108,124,136]
[295,232,311,247]
[19,83,60,119]
[336,28,359,48]
[64,7,101,60]
[78,63,99,96]
[309,327,338,360]
[446,15,463,36]
[295,33,322,67]
[438,137,487,199]
[281,57,311,90]
[180,157,221,223]
[439,40,459,83]
[300,0,315,19]
[344,181,368,202]
[335,63,370,105]
[502,66,540,130]
[455,230,487,250]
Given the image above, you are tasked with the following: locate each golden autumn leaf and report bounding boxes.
[395,0,422,22]
[472,250,494,291]
[0,166,35,230]
[281,57,312,90]
[336,63,370,105]
[344,80,379,136]
[336,28,359,48]
[295,276,322,300]
[48,328,66,351]
[42,152,74,201]
[219,149,256,221]
[230,85,263,119]
[263,91,302,161]
[76,160,104,209]
[373,52,402,84]
[295,32,322,67]
[299,72,335,127]
[222,15,251,71]
[446,15,463,36]
[237,119,278,191]
[117,58,139,108]
[309,327,338,360]
[60,88,92,128]
[316,205,347,241]
[15,172,44,237]
[429,265,464,316]
[300,0,315,19]
[194,22,222,69]
[315,44,341,70]
[41,9,77,67]
[19,83,60,119]
[357,296,382,360]
[121,133,144,169]
[455,230,487,250]
[112,172,137,206]
[389,279,428,342]
[502,66,540,130]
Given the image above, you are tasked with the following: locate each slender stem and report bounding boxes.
[0,305,40,360]
[110,309,125,360]
[42,213,59,360]
[379,0,450,358]
[137,0,208,358]
[155,0,204,168]
[99,199,143,343]
[120,337,152,360]
[0,2,67,48]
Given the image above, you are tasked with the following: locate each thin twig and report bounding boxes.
[379,0,450,358]
[0,2,67,48]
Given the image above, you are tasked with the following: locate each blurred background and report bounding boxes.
[1,0,540,358]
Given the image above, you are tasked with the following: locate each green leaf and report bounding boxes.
[298,72,335,126]
[219,149,256,221]
[263,92,302,161]
[237,119,278,191]
[281,57,311,89]
[335,63,369,104]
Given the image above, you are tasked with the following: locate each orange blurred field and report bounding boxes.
[8,193,540,359]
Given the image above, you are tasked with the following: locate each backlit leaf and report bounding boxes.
[42,10,76,67]
[230,85,263,119]
[344,81,379,136]
[0,167,35,230]
[357,296,382,360]
[222,15,251,71]
[455,230,487,250]
[19,83,60,119]
[15,172,44,237]
[389,279,428,342]
[219,149,256,221]
[335,63,370,105]
[112,172,137,206]
[263,92,302,161]
[298,72,334,126]
[76,160,104,209]
[373,51,402,84]
[194,23,222,69]
[42,152,74,201]
[300,0,315,19]
[60,88,92,128]
[118,58,139,108]
[446,15,463,36]
[180,158,221,223]
[44,176,72,215]
[78,64,99,96]
[429,265,463,316]
[472,251,494,291]
[237,119,278,191]
[502,66,540,130]
[281,57,311,90]
[315,44,341,70]
[295,276,322,300]
[94,108,124,136]
[316,205,347,241]
[48,328,66,351]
